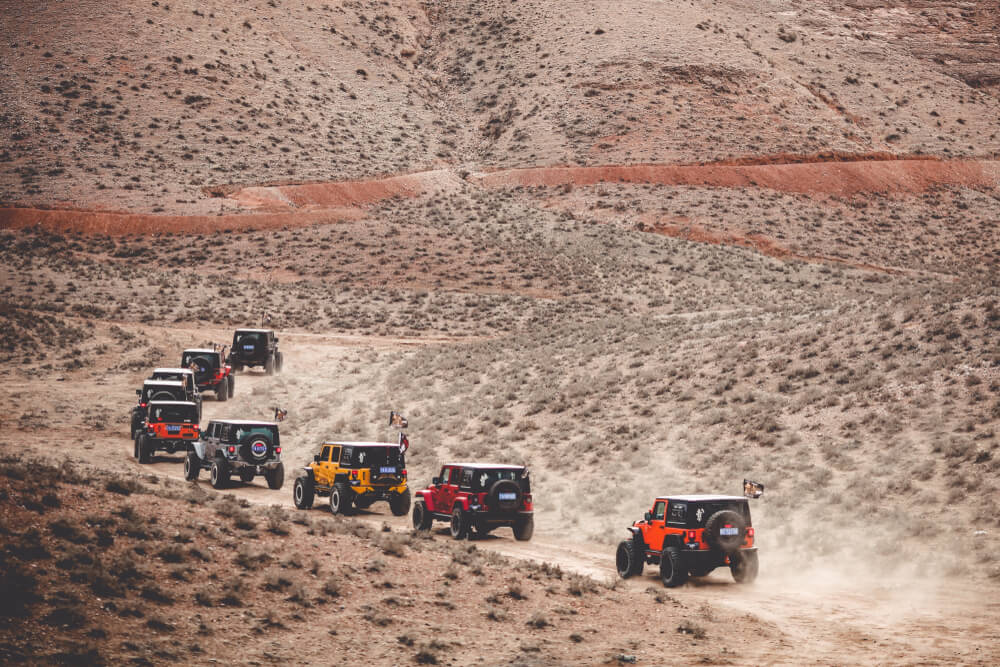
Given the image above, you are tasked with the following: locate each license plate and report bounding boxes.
[243,344,254,350]
[166,425,181,434]
[720,527,739,536]
[498,492,517,501]
[379,466,396,474]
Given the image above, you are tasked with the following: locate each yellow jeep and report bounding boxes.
[293,441,410,516]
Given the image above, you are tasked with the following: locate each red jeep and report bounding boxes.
[181,348,234,401]
[412,463,533,541]
[616,494,758,587]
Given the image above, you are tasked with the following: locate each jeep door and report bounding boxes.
[643,500,669,551]
[318,445,340,488]
[433,466,459,513]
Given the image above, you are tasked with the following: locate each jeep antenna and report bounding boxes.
[389,411,409,453]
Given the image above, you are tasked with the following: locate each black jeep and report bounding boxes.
[185,419,284,490]
[148,367,202,412]
[131,379,200,438]
[228,329,283,375]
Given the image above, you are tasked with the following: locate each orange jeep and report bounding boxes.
[134,401,200,464]
[616,492,759,587]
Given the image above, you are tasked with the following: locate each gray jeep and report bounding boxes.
[185,419,284,490]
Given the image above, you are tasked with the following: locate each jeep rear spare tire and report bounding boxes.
[488,479,521,512]
[704,510,746,553]
[240,433,272,464]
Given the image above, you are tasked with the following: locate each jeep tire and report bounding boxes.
[216,382,228,402]
[450,507,468,540]
[330,482,353,515]
[704,510,746,553]
[275,351,283,373]
[660,546,688,588]
[184,451,201,481]
[210,457,230,489]
[730,550,759,584]
[512,516,534,541]
[265,355,275,376]
[293,475,314,510]
[616,539,644,578]
[265,462,284,490]
[389,488,411,517]
[228,375,235,399]
[412,501,432,531]
[137,435,151,464]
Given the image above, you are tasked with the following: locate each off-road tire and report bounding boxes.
[450,507,468,540]
[275,351,283,373]
[184,451,201,481]
[133,435,140,460]
[265,355,275,376]
[412,501,432,531]
[616,539,644,578]
[239,468,255,484]
[512,516,534,541]
[130,409,142,439]
[704,510,746,553]
[389,488,411,517]
[137,435,152,464]
[730,550,759,584]
[330,482,353,515]
[488,479,522,512]
[216,383,228,402]
[265,462,284,490]
[660,546,688,588]
[210,457,230,489]
[228,375,235,399]
[293,475,314,509]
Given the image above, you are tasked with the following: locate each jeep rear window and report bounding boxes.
[339,447,401,468]
[234,332,266,347]
[464,468,527,492]
[688,502,751,528]
[148,405,198,423]
[231,425,279,446]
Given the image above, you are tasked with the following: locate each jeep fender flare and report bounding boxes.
[192,439,207,460]
[627,526,641,537]
[415,489,434,512]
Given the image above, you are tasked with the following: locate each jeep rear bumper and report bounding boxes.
[148,439,197,453]
[459,509,532,527]
[647,546,757,568]
[349,483,407,497]
[225,459,281,472]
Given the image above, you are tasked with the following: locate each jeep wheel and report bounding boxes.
[137,435,152,464]
[184,451,200,481]
[412,501,432,531]
[216,383,228,402]
[210,457,230,489]
[293,475,314,510]
[239,468,255,484]
[275,351,283,373]
[660,546,688,588]
[329,482,354,515]
[512,516,534,541]
[616,539,644,578]
[265,462,284,490]
[730,550,759,584]
[133,435,140,460]
[265,355,275,376]
[130,409,142,439]
[450,507,468,540]
[227,375,235,399]
[389,488,411,517]
[704,510,746,553]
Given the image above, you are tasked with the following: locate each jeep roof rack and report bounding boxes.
[234,328,272,333]
[323,440,401,448]
[183,348,219,354]
[152,367,195,374]
[208,419,279,426]
[146,400,200,407]
[143,379,184,387]
[655,494,748,502]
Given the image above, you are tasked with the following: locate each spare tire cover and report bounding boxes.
[488,479,522,512]
[704,509,746,553]
[239,433,273,463]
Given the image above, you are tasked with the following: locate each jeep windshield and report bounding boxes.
[680,501,751,528]
[230,424,279,446]
[340,446,402,469]
[148,405,198,423]
[465,468,529,492]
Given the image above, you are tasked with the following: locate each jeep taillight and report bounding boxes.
[140,402,147,408]
[227,445,235,454]
[275,446,281,454]
[401,469,407,478]
[686,530,697,543]
[523,493,532,504]
[746,527,754,542]
[351,470,358,479]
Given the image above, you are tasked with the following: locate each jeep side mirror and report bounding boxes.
[313,454,320,463]
[431,477,439,486]
[644,511,652,522]
[274,337,279,343]
[135,389,141,396]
